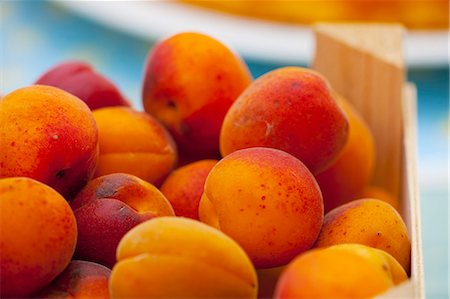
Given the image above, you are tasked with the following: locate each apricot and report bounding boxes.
[110,217,257,298]
[71,173,175,268]
[220,67,349,174]
[359,185,401,212]
[0,85,98,199]
[93,107,177,185]
[274,244,407,299]
[142,32,252,160]
[160,159,217,219]
[0,177,77,298]
[34,260,111,299]
[199,147,323,268]
[315,199,411,272]
[316,94,376,212]
[36,60,130,110]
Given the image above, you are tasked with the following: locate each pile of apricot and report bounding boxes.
[0,32,410,299]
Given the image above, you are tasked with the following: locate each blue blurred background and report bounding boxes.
[1,2,448,297]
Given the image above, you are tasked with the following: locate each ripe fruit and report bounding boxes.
[92,107,177,186]
[274,244,407,299]
[0,177,77,298]
[36,60,130,110]
[220,67,349,174]
[0,85,98,199]
[315,94,375,212]
[315,198,411,272]
[142,32,252,160]
[199,147,323,268]
[34,260,111,299]
[110,217,257,298]
[160,159,217,219]
[71,173,175,268]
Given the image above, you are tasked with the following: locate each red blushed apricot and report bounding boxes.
[199,147,323,268]
[316,95,376,213]
[36,61,130,110]
[93,107,177,186]
[160,159,217,219]
[0,85,98,199]
[142,32,252,160]
[220,67,349,174]
[34,260,111,299]
[0,178,77,298]
[71,173,175,268]
[274,244,406,299]
[315,199,411,272]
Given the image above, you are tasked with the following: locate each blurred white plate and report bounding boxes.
[57,1,448,66]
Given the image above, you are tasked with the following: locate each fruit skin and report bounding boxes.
[160,159,217,219]
[315,198,411,272]
[274,243,407,299]
[0,177,77,298]
[359,185,401,212]
[92,107,177,186]
[220,67,349,174]
[35,61,130,110]
[71,173,175,268]
[316,94,376,212]
[110,217,257,298]
[0,85,98,199]
[142,32,252,160]
[199,147,324,268]
[34,260,111,299]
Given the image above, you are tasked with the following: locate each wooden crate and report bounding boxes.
[312,23,424,298]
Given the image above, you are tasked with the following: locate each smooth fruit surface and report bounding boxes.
[160,159,217,219]
[0,177,77,298]
[274,243,406,299]
[36,61,130,110]
[315,199,411,272]
[71,173,174,268]
[93,107,177,185]
[316,94,375,212]
[110,217,257,298]
[220,67,349,174]
[142,32,252,160]
[199,147,323,268]
[34,260,111,299]
[0,85,98,198]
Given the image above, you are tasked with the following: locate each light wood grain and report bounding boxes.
[312,24,423,298]
[312,23,405,201]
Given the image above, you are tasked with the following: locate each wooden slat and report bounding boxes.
[312,24,423,298]
[312,23,405,201]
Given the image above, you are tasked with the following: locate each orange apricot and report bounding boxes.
[93,107,177,186]
[199,147,323,268]
[160,159,217,219]
[142,32,252,160]
[274,243,406,299]
[315,199,411,272]
[0,85,98,199]
[110,217,257,298]
[0,177,77,298]
[315,94,376,212]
